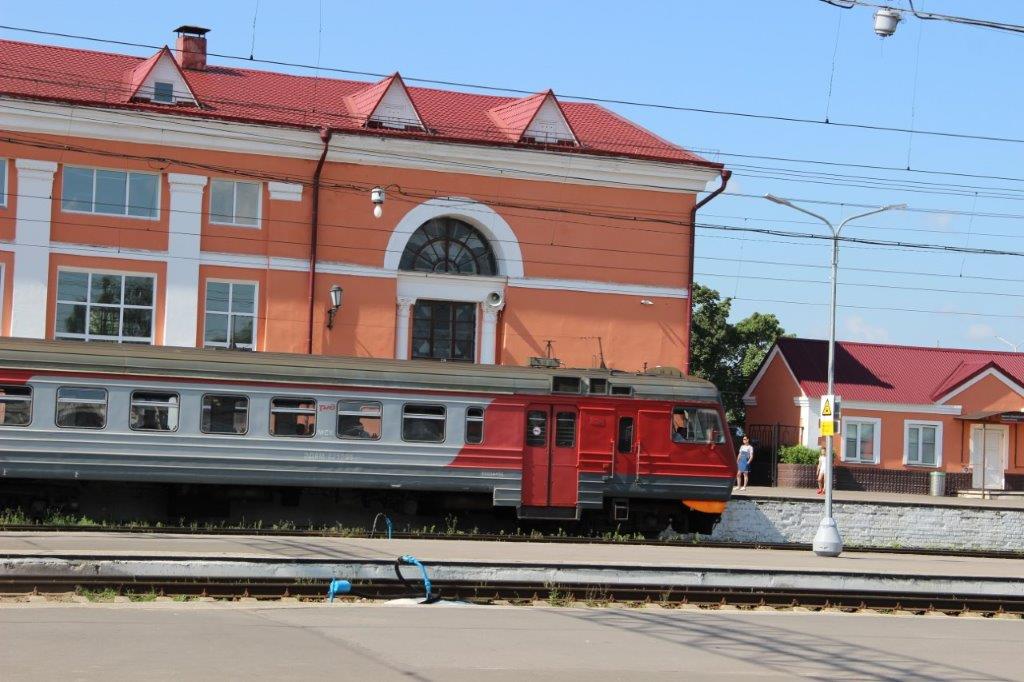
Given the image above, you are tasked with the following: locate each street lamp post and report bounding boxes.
[764,195,906,557]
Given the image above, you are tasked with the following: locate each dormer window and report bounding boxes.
[153,81,174,104]
[488,90,579,147]
[346,73,426,133]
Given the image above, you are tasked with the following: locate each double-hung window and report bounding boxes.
[842,418,880,464]
[56,387,107,429]
[204,281,257,349]
[210,179,260,227]
[130,391,179,432]
[270,398,316,437]
[465,406,484,445]
[402,404,445,443]
[55,271,155,343]
[337,401,382,440]
[61,166,159,218]
[905,421,941,467]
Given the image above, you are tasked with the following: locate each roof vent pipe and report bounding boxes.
[173,25,210,70]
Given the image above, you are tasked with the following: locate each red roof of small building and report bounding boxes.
[0,38,719,167]
[774,337,1024,404]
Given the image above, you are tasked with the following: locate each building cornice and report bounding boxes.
[0,97,720,194]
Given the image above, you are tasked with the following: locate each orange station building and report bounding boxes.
[744,338,1024,493]
[0,27,727,372]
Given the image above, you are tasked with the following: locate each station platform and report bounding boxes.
[1,531,1021,598]
[732,485,1024,510]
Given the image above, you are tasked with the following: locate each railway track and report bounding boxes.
[2,575,1022,618]
[1,523,1021,560]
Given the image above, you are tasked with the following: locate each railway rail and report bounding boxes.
[1,523,1021,560]
[2,575,1022,618]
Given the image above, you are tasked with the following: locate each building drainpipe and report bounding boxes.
[684,168,731,375]
[307,127,333,355]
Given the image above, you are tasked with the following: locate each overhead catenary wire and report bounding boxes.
[4,23,1024,150]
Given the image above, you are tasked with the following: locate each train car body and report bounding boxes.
[0,339,736,523]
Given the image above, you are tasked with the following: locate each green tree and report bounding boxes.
[690,284,786,423]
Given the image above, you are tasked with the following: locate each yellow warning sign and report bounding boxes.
[821,400,833,417]
[820,420,835,437]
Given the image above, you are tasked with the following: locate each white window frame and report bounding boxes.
[209,178,262,228]
[54,268,157,344]
[840,416,882,464]
[0,158,8,208]
[203,279,258,350]
[903,420,943,468]
[59,165,161,220]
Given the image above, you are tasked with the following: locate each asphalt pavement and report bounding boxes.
[0,603,1019,681]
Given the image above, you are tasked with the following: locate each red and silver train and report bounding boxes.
[0,339,736,530]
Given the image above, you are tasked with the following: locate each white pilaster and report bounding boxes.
[164,173,207,347]
[395,296,415,360]
[479,302,504,365]
[11,159,58,339]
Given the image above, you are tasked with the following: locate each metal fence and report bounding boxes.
[744,423,804,486]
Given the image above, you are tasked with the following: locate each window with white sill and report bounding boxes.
[61,166,159,218]
[210,179,261,227]
[842,418,880,464]
[905,421,942,467]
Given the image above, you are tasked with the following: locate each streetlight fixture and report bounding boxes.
[995,336,1022,353]
[326,284,344,329]
[764,194,906,557]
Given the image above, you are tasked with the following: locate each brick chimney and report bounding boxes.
[173,25,210,70]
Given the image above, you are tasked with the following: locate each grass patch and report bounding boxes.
[76,587,118,603]
[126,590,158,602]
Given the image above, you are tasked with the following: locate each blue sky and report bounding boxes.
[3,0,1024,351]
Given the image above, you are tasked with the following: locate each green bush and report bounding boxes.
[779,445,820,465]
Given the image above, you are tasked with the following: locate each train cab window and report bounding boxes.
[337,401,382,440]
[465,406,485,445]
[555,412,576,448]
[526,411,547,446]
[201,394,248,435]
[588,378,608,395]
[0,385,32,427]
[130,392,180,431]
[402,404,445,443]
[617,416,634,454]
[671,407,725,444]
[56,387,107,429]
[270,398,316,438]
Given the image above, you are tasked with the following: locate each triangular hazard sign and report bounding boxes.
[822,399,832,417]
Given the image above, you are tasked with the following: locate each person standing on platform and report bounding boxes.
[736,436,754,490]
[816,446,828,495]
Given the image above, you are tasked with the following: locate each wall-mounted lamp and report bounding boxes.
[326,284,344,329]
[640,299,654,306]
[371,186,386,218]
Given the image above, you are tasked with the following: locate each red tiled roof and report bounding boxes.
[0,38,719,167]
[775,337,1024,404]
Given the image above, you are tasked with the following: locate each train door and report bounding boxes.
[613,409,637,479]
[635,409,667,478]
[521,404,579,508]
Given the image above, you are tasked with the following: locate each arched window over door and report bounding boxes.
[398,218,497,276]
[398,217,498,362]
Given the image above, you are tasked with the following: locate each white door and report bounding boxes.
[970,426,1006,490]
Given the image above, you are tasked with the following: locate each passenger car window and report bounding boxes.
[671,407,725,444]
[270,397,316,437]
[130,391,179,431]
[337,401,382,440]
[402,404,445,443]
[555,412,576,448]
[201,394,248,435]
[56,387,107,429]
[526,410,547,446]
[465,406,485,445]
[0,385,32,426]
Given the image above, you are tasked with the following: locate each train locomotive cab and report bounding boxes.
[0,339,736,535]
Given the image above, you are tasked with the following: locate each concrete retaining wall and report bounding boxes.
[712,499,1024,552]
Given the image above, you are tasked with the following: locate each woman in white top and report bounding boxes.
[736,436,754,490]
[816,448,828,495]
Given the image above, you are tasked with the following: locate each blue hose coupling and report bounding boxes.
[327,579,352,602]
